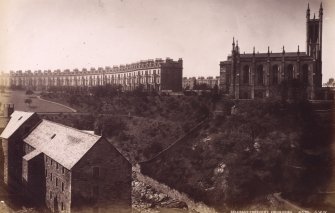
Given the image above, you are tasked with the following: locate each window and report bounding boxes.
[51,159,53,166]
[50,173,53,181]
[56,178,58,187]
[50,191,52,199]
[257,65,264,85]
[272,65,279,85]
[302,64,309,85]
[286,64,294,81]
[56,163,59,170]
[51,134,56,139]
[61,202,64,211]
[45,156,48,163]
[62,167,65,174]
[62,182,64,192]
[93,167,100,179]
[243,65,250,84]
[92,185,99,198]
[45,169,48,177]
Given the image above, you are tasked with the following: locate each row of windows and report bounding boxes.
[12,74,161,83]
[45,156,66,174]
[242,64,309,85]
[46,170,65,192]
[12,76,162,86]
[10,69,161,80]
[49,192,65,211]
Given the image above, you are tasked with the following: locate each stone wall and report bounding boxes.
[134,170,217,213]
[44,154,72,213]
[2,114,40,189]
[71,138,132,213]
[22,152,46,205]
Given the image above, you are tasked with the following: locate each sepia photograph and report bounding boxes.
[0,0,334,212]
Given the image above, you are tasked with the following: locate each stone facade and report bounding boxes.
[220,4,323,100]
[182,76,220,90]
[71,139,132,212]
[1,112,132,213]
[0,58,183,92]
[43,154,71,212]
[0,112,40,188]
[22,147,46,205]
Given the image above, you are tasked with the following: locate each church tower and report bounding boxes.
[306,3,323,87]
[306,3,323,60]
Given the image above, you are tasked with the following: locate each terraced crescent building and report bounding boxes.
[0,57,183,92]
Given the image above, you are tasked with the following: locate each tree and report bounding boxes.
[325,78,335,87]
[26,89,34,95]
[134,84,145,96]
[194,83,210,90]
[24,98,32,107]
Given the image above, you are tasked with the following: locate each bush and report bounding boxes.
[26,89,34,95]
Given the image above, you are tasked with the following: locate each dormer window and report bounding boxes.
[18,116,23,121]
[51,134,56,139]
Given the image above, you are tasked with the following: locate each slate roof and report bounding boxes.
[239,52,308,58]
[0,111,35,139]
[23,149,42,161]
[24,119,101,170]
[223,52,311,61]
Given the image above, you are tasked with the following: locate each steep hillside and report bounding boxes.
[39,94,214,163]
[141,100,334,211]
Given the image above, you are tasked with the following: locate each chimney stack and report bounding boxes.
[3,104,14,118]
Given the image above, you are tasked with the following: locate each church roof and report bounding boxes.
[0,111,36,139]
[239,52,308,58]
[24,119,101,170]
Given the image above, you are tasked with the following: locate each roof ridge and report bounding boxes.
[12,110,35,114]
[41,119,101,138]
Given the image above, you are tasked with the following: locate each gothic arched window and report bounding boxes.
[272,65,279,85]
[243,65,250,85]
[302,64,309,85]
[257,65,264,85]
[286,64,294,81]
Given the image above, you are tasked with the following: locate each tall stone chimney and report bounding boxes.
[3,104,14,118]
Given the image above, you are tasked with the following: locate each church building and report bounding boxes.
[220,3,323,100]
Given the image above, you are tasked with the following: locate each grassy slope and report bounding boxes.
[40,94,213,163]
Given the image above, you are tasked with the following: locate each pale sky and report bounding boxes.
[0,0,334,82]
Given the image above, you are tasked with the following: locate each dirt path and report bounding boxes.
[36,96,77,112]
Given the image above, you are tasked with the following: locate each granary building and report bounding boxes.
[1,110,132,213]
[0,110,40,189]
[220,3,324,100]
